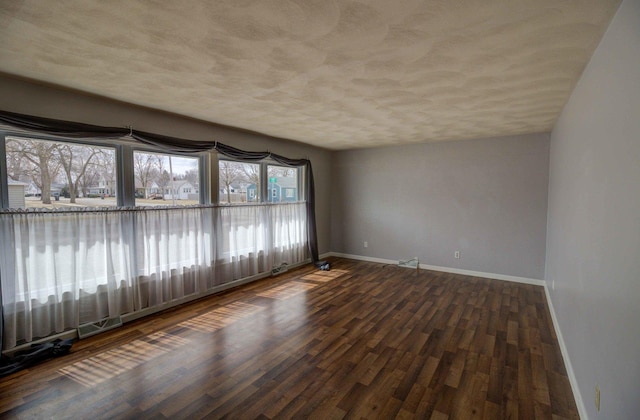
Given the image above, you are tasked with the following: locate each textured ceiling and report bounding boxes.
[0,0,620,150]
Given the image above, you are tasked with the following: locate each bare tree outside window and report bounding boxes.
[6,138,61,205]
[5,136,116,208]
[219,160,244,204]
[133,152,161,199]
[241,163,260,202]
[218,160,261,204]
[133,151,199,206]
[183,169,199,188]
[267,166,295,178]
[85,149,116,197]
[157,170,171,197]
[57,143,101,203]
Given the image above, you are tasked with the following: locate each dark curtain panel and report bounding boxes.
[0,274,2,354]
[0,110,325,267]
[0,110,128,139]
[131,130,218,154]
[215,142,270,161]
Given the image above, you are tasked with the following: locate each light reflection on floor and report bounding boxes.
[57,268,350,388]
[58,331,188,387]
[178,301,265,333]
[300,269,350,282]
[256,281,317,300]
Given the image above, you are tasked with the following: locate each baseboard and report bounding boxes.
[544,284,587,419]
[328,252,398,266]
[326,252,545,286]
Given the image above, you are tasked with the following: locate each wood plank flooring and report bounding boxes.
[0,258,578,419]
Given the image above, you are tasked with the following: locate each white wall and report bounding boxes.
[332,133,550,279]
[546,0,640,418]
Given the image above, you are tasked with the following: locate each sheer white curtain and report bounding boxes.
[135,207,213,308]
[271,203,308,267]
[215,205,269,282]
[1,203,308,349]
[214,203,308,282]
[0,210,135,349]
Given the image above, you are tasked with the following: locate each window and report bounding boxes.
[217,161,302,205]
[1,124,312,350]
[218,160,260,204]
[4,136,116,209]
[267,164,298,203]
[133,151,199,206]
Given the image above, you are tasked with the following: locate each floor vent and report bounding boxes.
[398,258,419,269]
[77,316,123,339]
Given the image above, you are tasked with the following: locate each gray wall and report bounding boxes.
[545,0,640,418]
[0,75,333,254]
[331,133,550,279]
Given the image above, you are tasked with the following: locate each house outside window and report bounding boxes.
[219,159,258,204]
[133,151,199,206]
[267,165,299,203]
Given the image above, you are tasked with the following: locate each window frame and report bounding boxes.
[217,157,305,205]
[266,163,303,204]
[0,131,211,209]
[217,157,264,205]
[1,129,306,210]
[131,147,206,207]
[1,132,122,209]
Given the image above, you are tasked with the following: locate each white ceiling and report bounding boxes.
[0,1,620,150]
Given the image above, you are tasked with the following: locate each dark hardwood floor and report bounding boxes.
[0,258,578,419]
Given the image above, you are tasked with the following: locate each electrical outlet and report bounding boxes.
[595,385,600,411]
[364,241,368,248]
[454,250,460,259]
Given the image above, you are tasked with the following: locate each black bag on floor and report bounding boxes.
[0,338,74,377]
